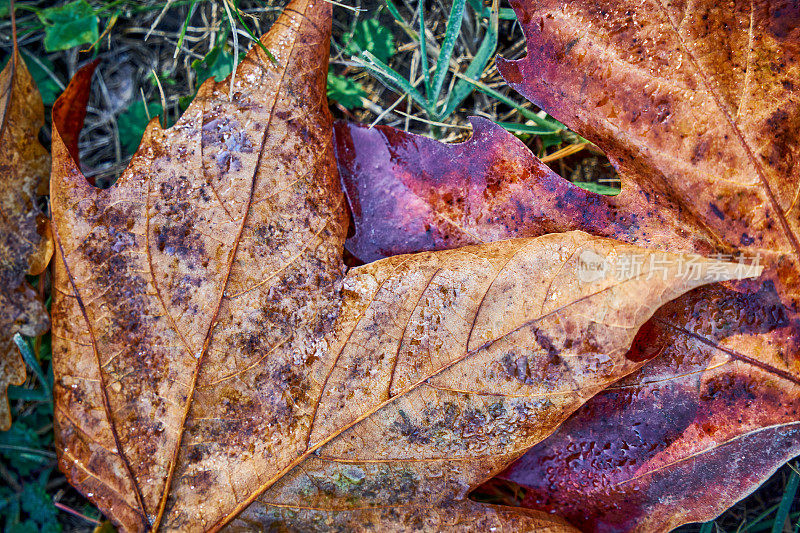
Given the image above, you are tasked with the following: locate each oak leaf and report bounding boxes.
[0,22,52,431]
[332,0,800,528]
[50,0,757,531]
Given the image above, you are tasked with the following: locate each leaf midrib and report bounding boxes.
[52,223,150,529]
[615,420,800,487]
[657,318,800,387]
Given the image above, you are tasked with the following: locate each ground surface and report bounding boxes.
[0,1,796,531]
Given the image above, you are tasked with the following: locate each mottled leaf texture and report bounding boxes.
[50,1,756,531]
[335,1,800,530]
[0,33,52,430]
[338,113,800,531]
[494,0,800,530]
[336,117,567,263]
[334,117,698,264]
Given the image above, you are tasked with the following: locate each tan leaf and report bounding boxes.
[50,0,759,530]
[0,27,52,431]
[333,113,800,529]
[230,501,581,532]
[488,0,800,528]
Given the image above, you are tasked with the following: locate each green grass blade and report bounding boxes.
[232,0,277,65]
[772,468,800,533]
[418,2,431,103]
[92,0,128,15]
[752,512,800,533]
[498,7,516,19]
[466,0,516,20]
[13,334,50,398]
[355,51,429,110]
[384,0,418,40]
[573,181,620,196]
[6,388,50,402]
[698,521,714,533]
[441,0,497,117]
[495,121,559,136]
[430,0,466,108]
[742,503,780,532]
[174,0,200,57]
[452,71,563,129]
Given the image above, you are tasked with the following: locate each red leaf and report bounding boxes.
[334,94,800,533]
[334,117,708,263]
[489,279,800,531]
[51,58,98,169]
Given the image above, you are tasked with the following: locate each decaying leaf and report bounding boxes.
[334,117,691,263]
[51,57,97,167]
[0,24,52,431]
[334,0,800,528]
[335,117,564,263]
[494,0,800,528]
[336,120,800,531]
[491,281,800,531]
[50,0,756,530]
[224,231,753,532]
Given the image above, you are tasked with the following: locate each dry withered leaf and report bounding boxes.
[334,117,693,264]
[334,0,800,529]
[223,232,751,532]
[336,117,800,531]
[339,123,800,532]
[496,0,800,285]
[336,117,800,530]
[0,23,52,431]
[491,281,800,531]
[51,58,98,167]
[50,0,756,531]
[492,0,800,528]
[335,117,571,263]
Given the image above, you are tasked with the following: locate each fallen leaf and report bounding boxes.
[334,0,800,528]
[224,232,751,532]
[491,281,800,531]
[335,116,800,530]
[335,117,554,263]
[496,0,800,271]
[334,117,699,263]
[493,0,800,528]
[50,58,97,167]
[0,23,52,431]
[50,0,755,531]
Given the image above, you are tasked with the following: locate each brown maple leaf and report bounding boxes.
[494,0,800,528]
[0,14,52,431]
[334,116,800,532]
[332,0,800,528]
[50,1,758,531]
